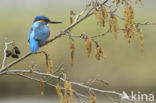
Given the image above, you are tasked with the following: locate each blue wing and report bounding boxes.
[29,28,39,53]
[33,25,50,45]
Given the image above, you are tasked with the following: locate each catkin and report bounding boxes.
[46,56,54,74]
[69,82,74,103]
[56,83,63,103]
[64,80,74,103]
[95,46,106,60]
[109,18,113,32]
[89,96,97,103]
[94,6,108,27]
[135,0,138,4]
[124,2,137,44]
[70,42,75,66]
[139,0,143,5]
[139,30,144,51]
[116,0,120,7]
[112,16,118,40]
[70,16,73,24]
[85,38,92,58]
[40,77,44,96]
[64,81,70,103]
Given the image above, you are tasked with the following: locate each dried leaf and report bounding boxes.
[70,42,75,66]
[40,77,44,96]
[56,83,64,103]
[85,38,92,58]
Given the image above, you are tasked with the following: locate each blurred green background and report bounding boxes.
[0,0,156,102]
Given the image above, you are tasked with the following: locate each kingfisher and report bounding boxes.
[28,16,62,53]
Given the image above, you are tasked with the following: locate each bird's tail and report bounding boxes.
[29,39,39,53]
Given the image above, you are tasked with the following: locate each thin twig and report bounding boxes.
[91,30,110,38]
[74,4,90,22]
[0,52,32,72]
[115,14,156,26]
[1,41,14,69]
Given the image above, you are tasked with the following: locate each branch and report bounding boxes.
[4,71,90,100]
[1,69,123,97]
[0,68,132,103]
[91,30,110,39]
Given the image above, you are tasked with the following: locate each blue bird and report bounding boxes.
[28,16,62,53]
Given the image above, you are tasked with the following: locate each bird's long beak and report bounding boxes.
[49,21,62,24]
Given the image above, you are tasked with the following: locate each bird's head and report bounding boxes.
[33,16,62,24]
